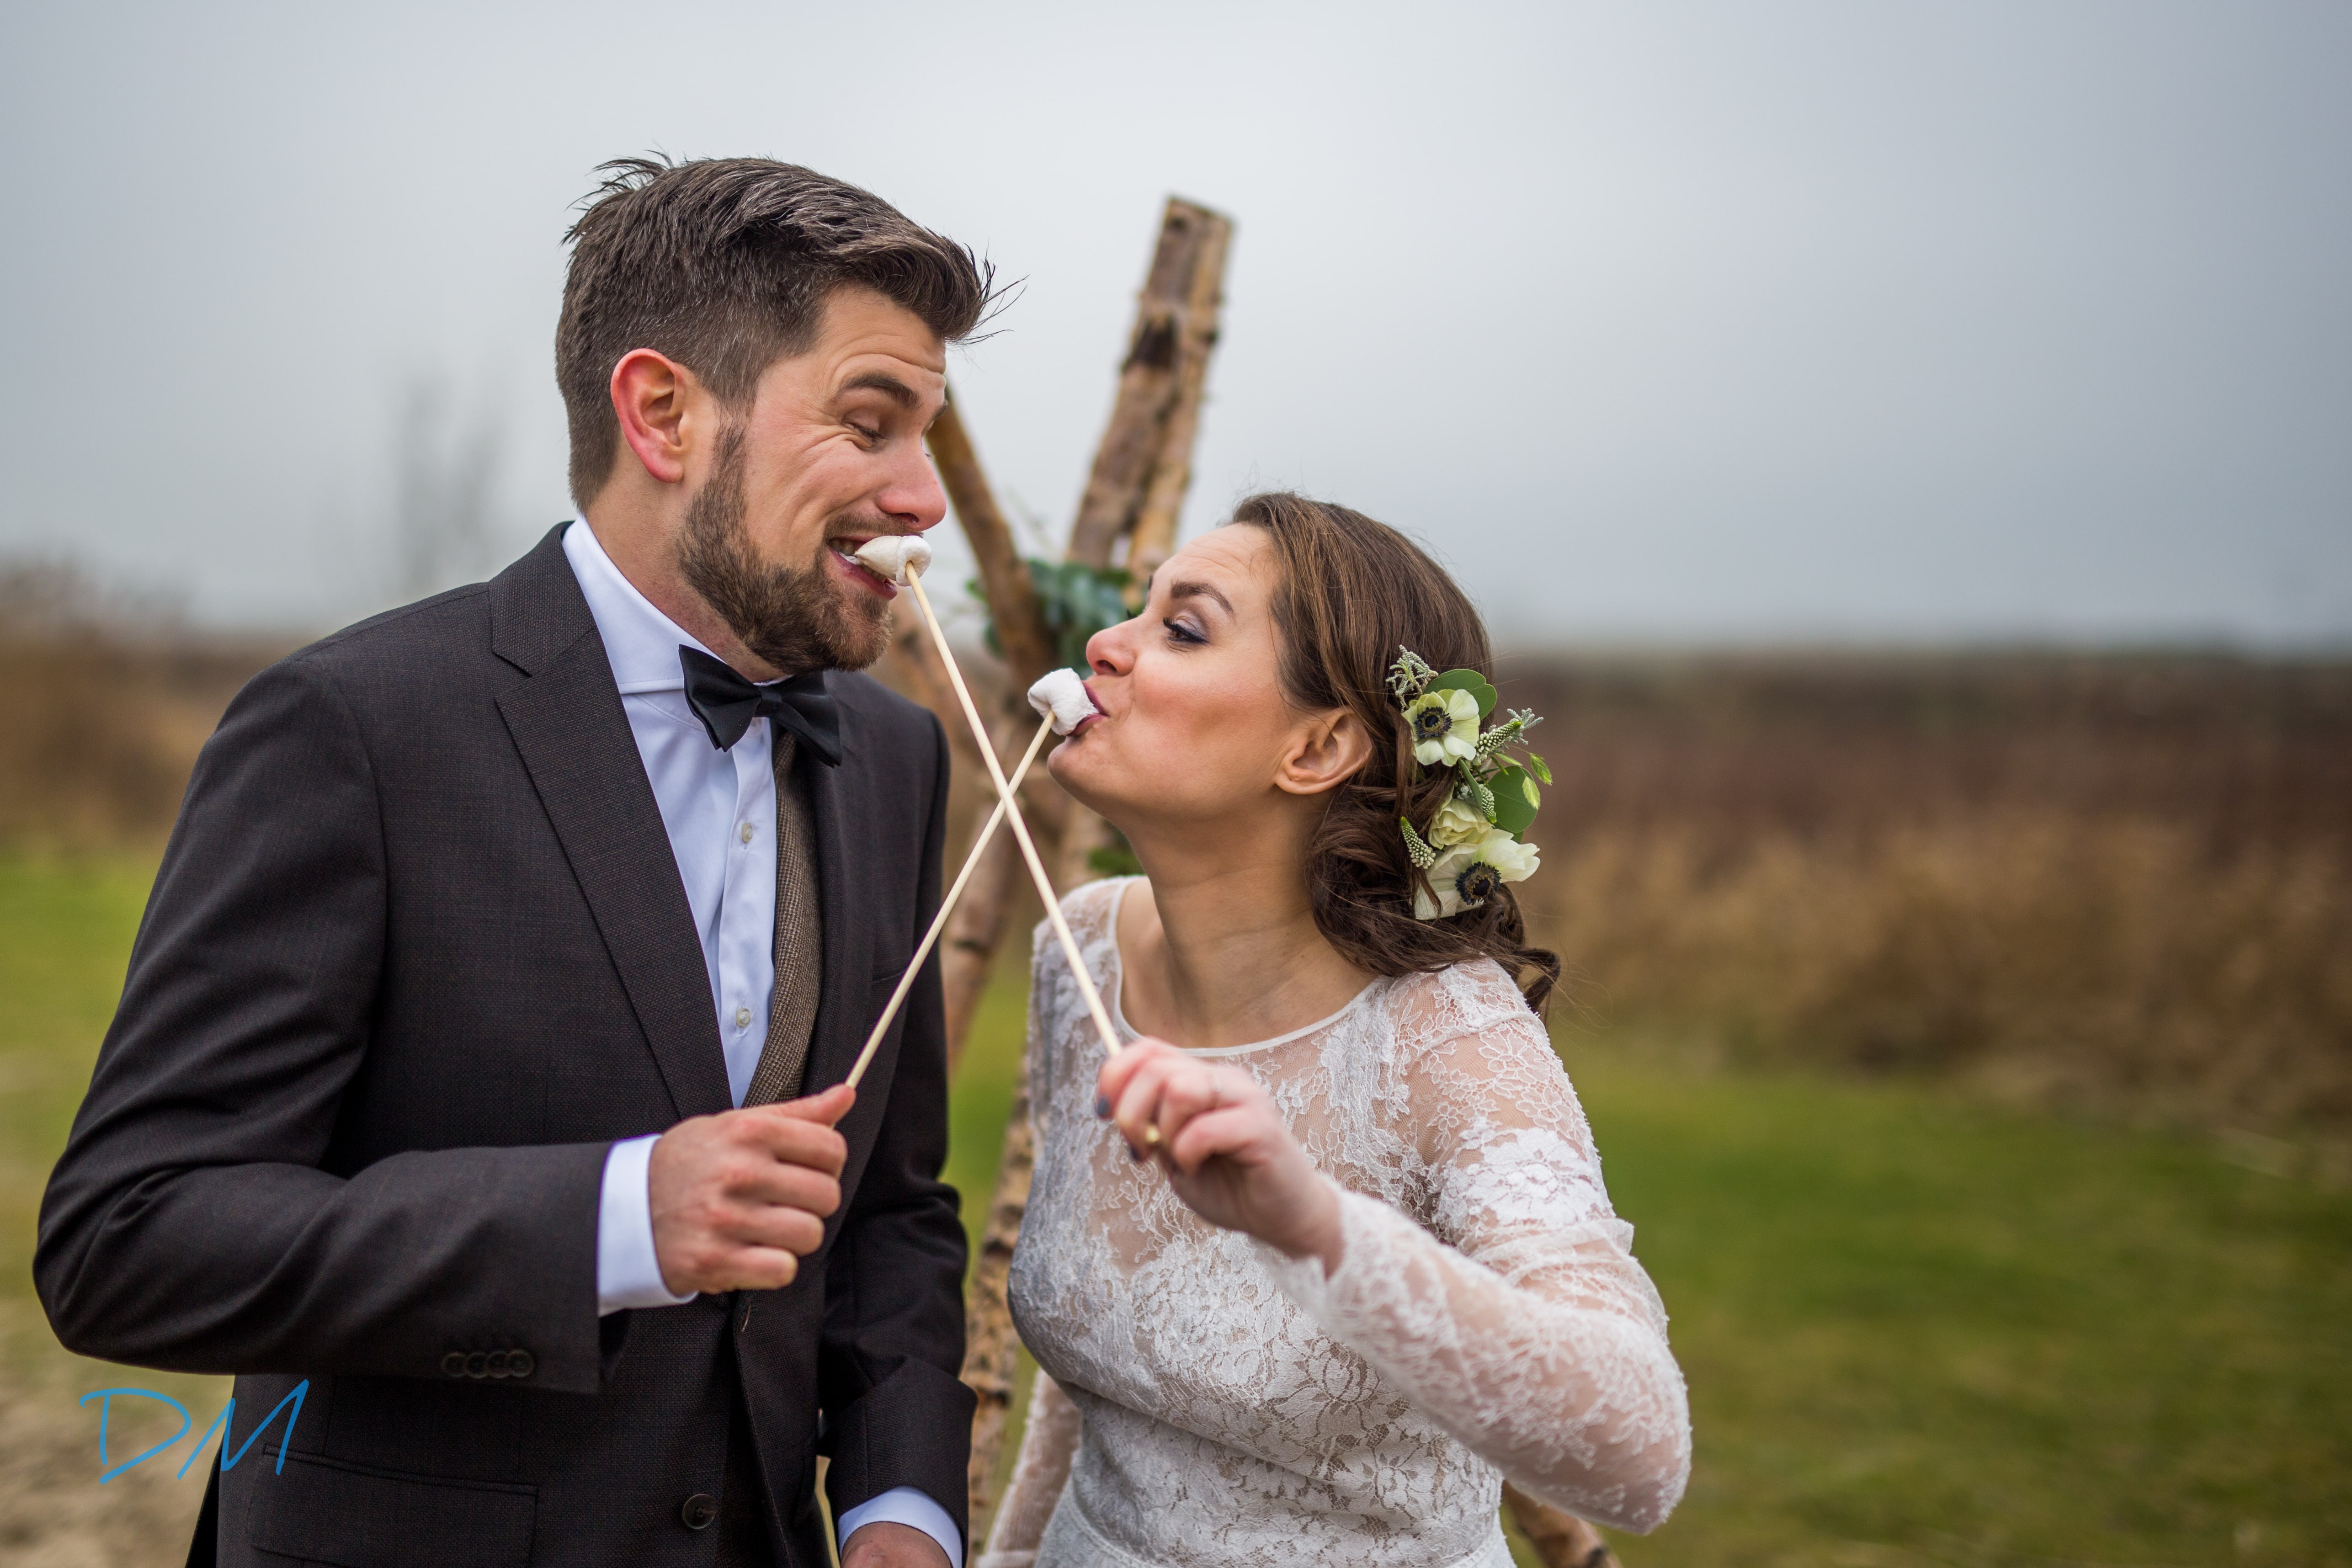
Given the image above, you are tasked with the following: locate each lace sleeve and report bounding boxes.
[976,1372,1081,1568]
[1258,972,1692,1533]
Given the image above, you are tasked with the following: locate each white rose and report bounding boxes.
[1429,795,1489,847]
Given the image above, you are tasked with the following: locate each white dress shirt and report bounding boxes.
[566,520,961,1567]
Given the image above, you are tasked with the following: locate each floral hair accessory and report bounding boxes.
[1389,648,1549,920]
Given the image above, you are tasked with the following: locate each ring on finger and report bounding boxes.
[1141,1122,1163,1149]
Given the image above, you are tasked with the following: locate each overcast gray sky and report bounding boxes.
[4,0,2346,645]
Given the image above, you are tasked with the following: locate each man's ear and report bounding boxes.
[1274,711,1374,798]
[609,349,696,486]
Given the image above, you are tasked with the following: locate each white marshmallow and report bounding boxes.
[852,535,933,585]
[1027,668,1099,734]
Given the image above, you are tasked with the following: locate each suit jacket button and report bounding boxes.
[507,1350,534,1379]
[465,1351,489,1378]
[442,1352,468,1378]
[681,1494,719,1531]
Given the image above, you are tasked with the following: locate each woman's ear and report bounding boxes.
[1274,710,1374,798]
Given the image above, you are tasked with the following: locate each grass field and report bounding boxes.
[3,858,2347,1566]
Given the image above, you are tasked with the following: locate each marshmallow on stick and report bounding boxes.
[1028,667,1097,734]
[851,533,932,585]
[842,669,1099,1089]
[848,535,1126,1070]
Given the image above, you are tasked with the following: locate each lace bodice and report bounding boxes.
[984,880,1690,1568]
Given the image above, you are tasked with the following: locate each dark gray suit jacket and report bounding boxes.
[35,528,973,1567]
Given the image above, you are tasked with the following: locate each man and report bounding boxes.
[36,157,986,1568]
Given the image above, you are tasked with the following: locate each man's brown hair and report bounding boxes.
[556,156,991,505]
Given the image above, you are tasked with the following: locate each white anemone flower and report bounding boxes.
[1429,794,1490,847]
[1414,828,1541,920]
[1404,688,1481,766]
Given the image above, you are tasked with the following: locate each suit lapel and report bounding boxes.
[491,530,733,1122]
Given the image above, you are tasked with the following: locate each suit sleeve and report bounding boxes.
[817,708,977,1543]
[33,656,611,1393]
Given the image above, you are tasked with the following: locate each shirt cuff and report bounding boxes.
[838,1487,963,1568]
[596,1135,697,1315]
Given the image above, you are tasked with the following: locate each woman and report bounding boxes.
[979,494,1689,1568]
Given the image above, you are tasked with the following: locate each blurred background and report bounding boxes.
[0,2,2346,1564]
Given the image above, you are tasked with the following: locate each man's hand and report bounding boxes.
[647,1083,854,1294]
[842,1520,953,1568]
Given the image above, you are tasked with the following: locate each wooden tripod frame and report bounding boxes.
[897,197,1617,1568]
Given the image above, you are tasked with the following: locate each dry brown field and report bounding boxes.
[1495,652,2352,1130]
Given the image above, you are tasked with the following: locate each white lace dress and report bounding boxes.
[981,880,1690,1568]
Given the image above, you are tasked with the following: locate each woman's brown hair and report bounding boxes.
[1227,492,1560,1012]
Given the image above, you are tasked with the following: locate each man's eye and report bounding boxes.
[1162,617,1206,646]
[849,422,883,442]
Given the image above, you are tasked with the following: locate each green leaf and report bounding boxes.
[1086,842,1144,879]
[1489,766,1539,836]
[1015,558,1135,673]
[1526,753,1552,786]
[1428,669,1499,719]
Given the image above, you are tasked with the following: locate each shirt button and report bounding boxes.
[739,823,754,844]
[734,1007,751,1029]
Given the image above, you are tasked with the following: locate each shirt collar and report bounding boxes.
[562,517,715,695]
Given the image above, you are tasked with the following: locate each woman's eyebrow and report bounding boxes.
[1165,579,1234,615]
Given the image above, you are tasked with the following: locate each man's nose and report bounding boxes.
[880,442,949,529]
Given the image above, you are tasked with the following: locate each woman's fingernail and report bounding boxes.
[1128,1142,1145,1164]
[1094,1095,1112,1119]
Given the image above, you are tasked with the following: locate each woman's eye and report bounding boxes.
[849,422,883,443]
[1162,617,1206,646]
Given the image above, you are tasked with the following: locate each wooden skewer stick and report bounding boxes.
[900,569,1125,1061]
[844,711,1056,1090]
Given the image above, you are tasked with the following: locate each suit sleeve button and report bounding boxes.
[681,1494,719,1531]
[508,1350,535,1379]
[465,1351,489,1378]
[442,1352,468,1378]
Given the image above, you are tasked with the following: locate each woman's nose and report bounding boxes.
[1084,617,1137,676]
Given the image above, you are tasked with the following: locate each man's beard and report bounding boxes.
[675,426,891,675]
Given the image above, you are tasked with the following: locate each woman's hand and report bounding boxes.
[1096,1039,1344,1272]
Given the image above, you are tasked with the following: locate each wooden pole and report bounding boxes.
[1052,197,1235,888]
[1125,207,1231,586]
[956,1065,1037,1525]
[938,824,1020,1080]
[1064,198,1233,569]
[938,197,1239,1538]
[1505,1483,1623,1568]
[930,395,1055,690]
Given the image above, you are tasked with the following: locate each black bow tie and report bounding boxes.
[678,647,842,765]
